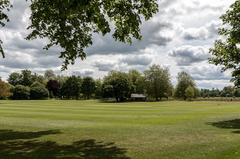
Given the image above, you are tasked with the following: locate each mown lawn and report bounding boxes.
[0,100,240,159]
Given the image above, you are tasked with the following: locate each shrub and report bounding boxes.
[30,82,49,99]
[12,85,30,100]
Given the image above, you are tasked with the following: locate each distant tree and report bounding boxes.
[144,65,172,101]
[20,70,34,86]
[56,75,68,87]
[221,86,234,97]
[12,85,30,100]
[30,82,49,100]
[234,88,240,97]
[0,79,11,99]
[32,73,46,85]
[46,80,60,98]
[8,72,22,86]
[200,89,209,98]
[94,79,103,99]
[44,70,56,80]
[210,0,240,86]
[81,77,95,99]
[175,72,196,100]
[185,86,195,101]
[8,71,42,86]
[135,76,146,94]
[102,84,114,99]
[194,88,200,98]
[128,70,145,94]
[61,76,82,99]
[103,71,131,102]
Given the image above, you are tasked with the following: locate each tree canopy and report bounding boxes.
[210,0,240,87]
[144,65,172,100]
[103,71,132,102]
[81,77,95,99]
[174,71,196,100]
[1,0,158,69]
[0,0,11,58]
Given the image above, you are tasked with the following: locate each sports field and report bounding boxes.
[0,100,240,159]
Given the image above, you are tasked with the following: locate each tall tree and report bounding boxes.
[61,76,82,99]
[210,0,240,86]
[81,77,95,99]
[144,65,172,101]
[128,70,145,94]
[46,80,60,98]
[174,72,196,100]
[103,71,131,102]
[94,79,103,99]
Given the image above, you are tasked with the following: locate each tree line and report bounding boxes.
[0,65,238,101]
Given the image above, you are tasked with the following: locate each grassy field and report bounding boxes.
[1,100,240,159]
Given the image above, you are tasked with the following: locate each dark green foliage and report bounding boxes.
[21,70,34,86]
[61,76,82,99]
[144,65,172,101]
[31,73,46,85]
[94,79,103,99]
[200,88,221,98]
[234,88,240,97]
[26,0,158,69]
[46,80,60,98]
[174,72,196,100]
[30,82,49,100]
[8,70,37,87]
[103,71,131,102]
[210,0,240,86]
[102,84,114,99]
[12,85,30,100]
[221,86,234,97]
[8,72,22,86]
[81,77,95,99]
[128,70,145,94]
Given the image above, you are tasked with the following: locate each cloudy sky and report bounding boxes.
[0,0,235,89]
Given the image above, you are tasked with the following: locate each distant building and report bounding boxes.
[131,94,147,101]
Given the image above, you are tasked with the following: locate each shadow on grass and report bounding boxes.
[209,119,240,134]
[0,129,130,159]
[0,129,60,141]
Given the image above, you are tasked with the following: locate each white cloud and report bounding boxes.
[169,45,210,66]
